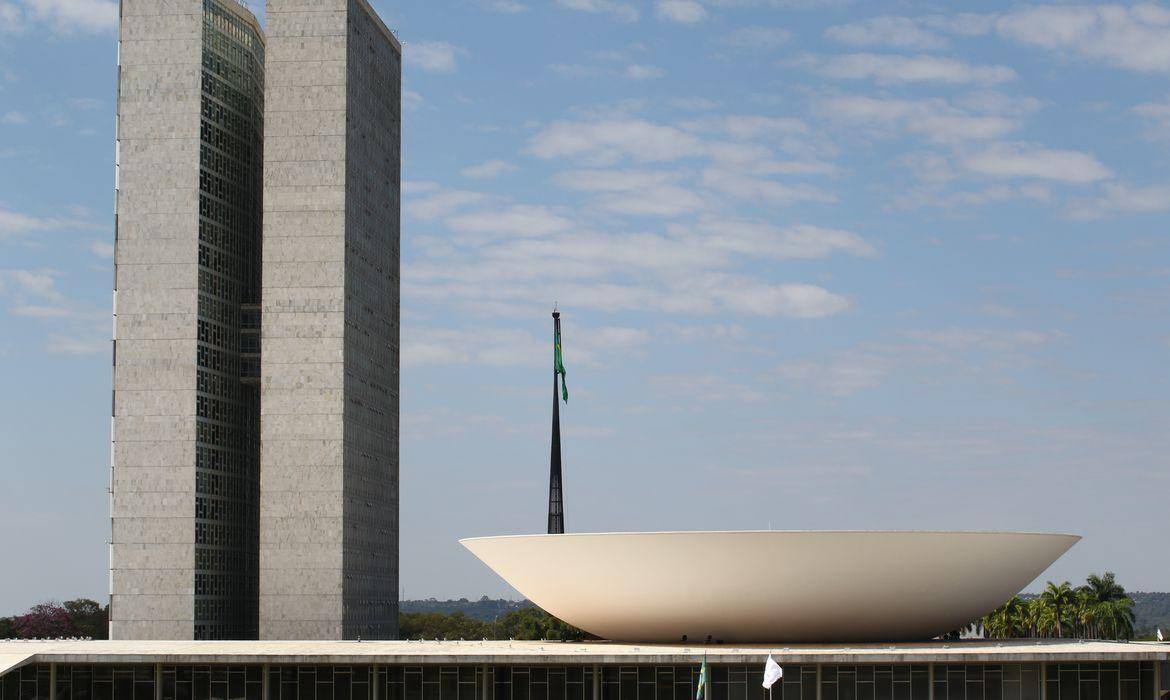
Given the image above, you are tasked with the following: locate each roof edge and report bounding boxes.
[352,0,402,54]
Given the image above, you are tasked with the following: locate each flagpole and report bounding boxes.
[547,310,565,535]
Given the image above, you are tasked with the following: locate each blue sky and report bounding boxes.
[1,0,1169,613]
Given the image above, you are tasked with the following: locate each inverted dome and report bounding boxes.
[461,530,1079,643]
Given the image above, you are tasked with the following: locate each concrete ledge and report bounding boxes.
[0,639,1167,668]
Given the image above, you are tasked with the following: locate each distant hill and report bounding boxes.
[1132,592,1170,636]
[403,593,1170,635]
[401,597,535,622]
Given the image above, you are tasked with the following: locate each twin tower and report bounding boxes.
[111,0,401,640]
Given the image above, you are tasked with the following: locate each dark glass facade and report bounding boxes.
[194,0,265,641]
[5,664,1163,700]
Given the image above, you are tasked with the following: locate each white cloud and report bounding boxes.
[774,355,888,396]
[473,0,527,12]
[553,169,702,217]
[704,0,847,7]
[403,327,542,367]
[45,332,106,355]
[67,97,101,110]
[2,111,28,124]
[405,207,862,319]
[527,119,706,163]
[11,304,72,318]
[11,0,116,34]
[549,63,603,78]
[817,95,1019,143]
[446,205,573,238]
[656,0,707,24]
[677,219,875,259]
[1068,183,1170,219]
[811,53,1017,85]
[903,327,1060,351]
[553,168,683,192]
[556,0,639,23]
[405,190,488,221]
[706,278,851,318]
[718,114,807,139]
[0,205,104,239]
[923,13,997,37]
[403,90,425,110]
[403,324,651,369]
[715,26,792,52]
[406,41,468,74]
[89,240,114,258]
[825,16,948,50]
[595,185,705,217]
[701,168,837,206]
[2,269,63,300]
[649,373,767,403]
[996,4,1170,73]
[0,3,24,32]
[962,143,1112,183]
[624,64,666,80]
[669,97,722,111]
[460,159,518,180]
[1133,97,1170,139]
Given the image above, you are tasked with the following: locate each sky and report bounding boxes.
[1,0,1169,615]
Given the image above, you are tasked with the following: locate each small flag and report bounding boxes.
[1158,628,1164,642]
[696,660,709,700]
[762,656,783,689]
[554,321,568,402]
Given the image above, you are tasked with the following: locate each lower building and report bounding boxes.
[0,640,1166,700]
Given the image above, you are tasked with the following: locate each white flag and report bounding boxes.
[1158,628,1164,642]
[762,655,783,689]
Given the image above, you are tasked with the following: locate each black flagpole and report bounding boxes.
[548,310,565,534]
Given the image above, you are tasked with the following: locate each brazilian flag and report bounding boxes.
[555,322,568,402]
[696,661,709,700]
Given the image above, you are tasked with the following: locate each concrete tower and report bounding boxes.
[259,0,401,640]
[110,0,265,640]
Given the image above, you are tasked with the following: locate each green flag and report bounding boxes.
[554,323,568,402]
[696,661,709,700]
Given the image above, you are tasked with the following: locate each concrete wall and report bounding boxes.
[260,0,351,641]
[110,0,205,641]
[260,0,399,640]
[342,0,401,640]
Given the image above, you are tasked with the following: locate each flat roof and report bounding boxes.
[0,640,1166,677]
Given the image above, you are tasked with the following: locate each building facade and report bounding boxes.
[110,0,400,642]
[0,641,1167,700]
[259,0,401,641]
[111,0,265,642]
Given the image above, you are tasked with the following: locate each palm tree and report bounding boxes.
[1078,572,1135,640]
[1039,581,1077,637]
[1074,587,1096,638]
[985,596,1028,638]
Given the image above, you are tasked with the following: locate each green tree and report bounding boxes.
[63,599,108,640]
[0,617,15,638]
[399,612,492,640]
[493,607,591,641]
[1038,582,1077,638]
[1077,572,1135,640]
[984,596,1028,638]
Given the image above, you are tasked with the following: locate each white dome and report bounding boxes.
[461,530,1079,643]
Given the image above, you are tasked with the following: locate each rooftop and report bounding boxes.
[1,639,1166,677]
